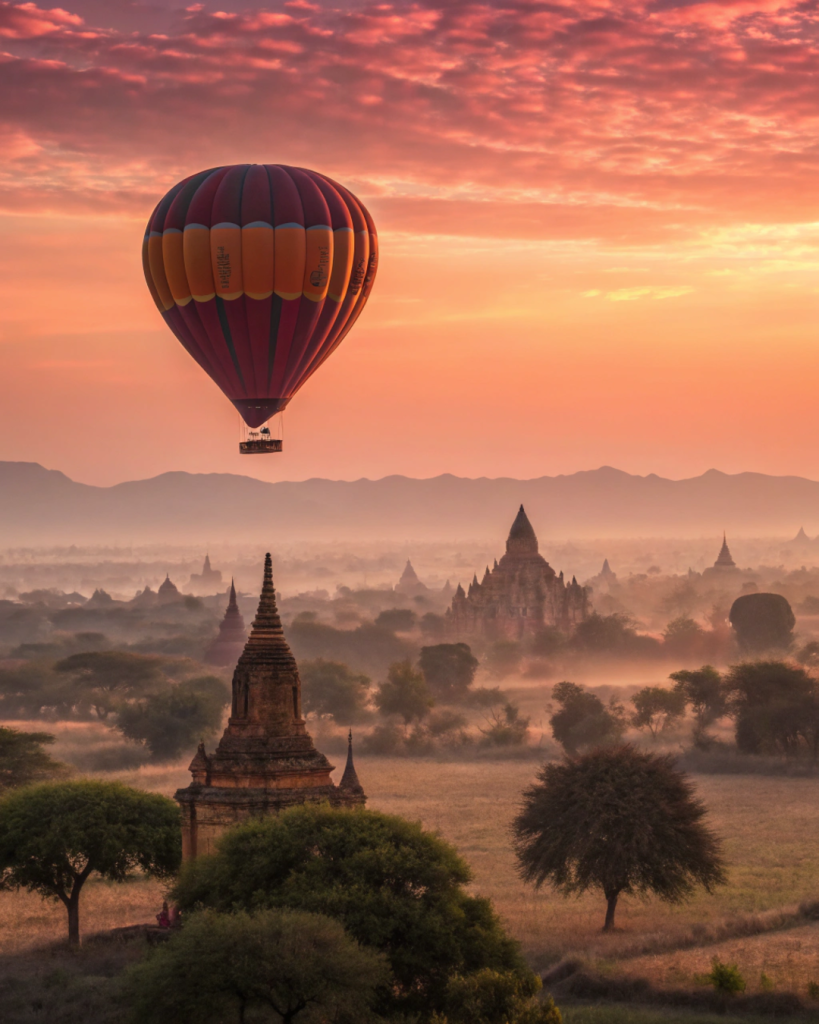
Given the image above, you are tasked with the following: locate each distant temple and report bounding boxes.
[205,580,247,667]
[175,554,365,860]
[601,559,616,580]
[713,534,737,569]
[157,574,182,603]
[189,554,223,590]
[395,560,428,597]
[446,505,589,640]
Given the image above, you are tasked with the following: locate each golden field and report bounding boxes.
[3,723,819,1001]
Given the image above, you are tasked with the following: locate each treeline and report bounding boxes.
[547,660,819,762]
[0,651,229,761]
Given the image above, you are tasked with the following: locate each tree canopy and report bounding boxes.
[115,675,228,760]
[0,780,181,943]
[125,908,388,1024]
[724,661,819,758]
[300,659,371,723]
[54,651,165,719]
[0,726,70,791]
[548,681,623,755]
[419,643,479,702]
[630,686,686,738]
[172,804,529,1016]
[374,660,434,725]
[671,666,726,746]
[512,746,726,931]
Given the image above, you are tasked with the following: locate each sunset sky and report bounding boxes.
[2,0,819,486]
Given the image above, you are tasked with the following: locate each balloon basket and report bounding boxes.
[240,438,283,455]
[239,411,283,454]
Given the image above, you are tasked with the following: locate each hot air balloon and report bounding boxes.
[143,165,378,454]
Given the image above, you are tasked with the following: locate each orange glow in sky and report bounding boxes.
[1,0,819,485]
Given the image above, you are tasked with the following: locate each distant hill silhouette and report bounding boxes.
[2,462,819,543]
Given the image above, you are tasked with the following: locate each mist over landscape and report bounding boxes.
[7,1,819,1022]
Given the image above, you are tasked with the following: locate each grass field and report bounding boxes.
[4,736,819,1005]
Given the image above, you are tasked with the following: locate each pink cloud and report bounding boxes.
[0,1,81,38]
[1,1,819,243]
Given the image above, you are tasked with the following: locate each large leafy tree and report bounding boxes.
[53,651,165,719]
[0,780,181,944]
[300,658,371,722]
[630,686,686,739]
[374,660,434,725]
[173,805,529,1016]
[512,746,726,932]
[115,676,228,760]
[671,666,726,746]
[723,661,819,758]
[419,643,478,702]
[0,726,70,791]
[125,908,388,1024]
[548,681,622,755]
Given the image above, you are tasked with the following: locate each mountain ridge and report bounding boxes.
[1,461,818,544]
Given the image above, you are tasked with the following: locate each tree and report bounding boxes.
[663,617,706,659]
[729,593,795,653]
[512,746,726,932]
[723,661,819,758]
[300,659,371,722]
[374,660,434,725]
[529,627,566,659]
[0,780,180,944]
[53,651,165,719]
[486,641,523,679]
[570,613,657,656]
[480,703,530,746]
[548,681,623,755]
[173,805,530,1016]
[0,726,71,791]
[443,968,562,1024]
[125,908,388,1024]
[116,676,228,760]
[419,643,479,702]
[630,686,686,739]
[670,666,726,746]
[375,608,417,632]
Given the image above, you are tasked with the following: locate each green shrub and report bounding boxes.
[696,958,746,994]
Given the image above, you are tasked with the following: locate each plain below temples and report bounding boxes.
[175,553,365,860]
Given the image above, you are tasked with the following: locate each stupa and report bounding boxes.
[205,579,247,667]
[713,534,737,569]
[395,559,428,596]
[175,553,365,859]
[157,574,182,603]
[189,554,223,590]
[447,505,588,640]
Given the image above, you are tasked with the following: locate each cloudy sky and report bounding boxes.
[2,0,819,485]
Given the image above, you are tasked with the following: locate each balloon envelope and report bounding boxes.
[143,165,378,427]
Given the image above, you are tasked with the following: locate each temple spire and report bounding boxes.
[714,532,736,568]
[506,504,539,556]
[244,552,287,649]
[227,577,238,612]
[339,730,364,797]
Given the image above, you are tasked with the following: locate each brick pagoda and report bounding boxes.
[176,553,365,859]
[205,579,247,667]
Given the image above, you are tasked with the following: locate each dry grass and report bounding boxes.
[613,922,819,995]
[3,721,819,997]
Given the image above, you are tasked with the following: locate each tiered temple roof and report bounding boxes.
[175,553,365,859]
[205,580,247,667]
[447,506,588,640]
[714,533,737,569]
